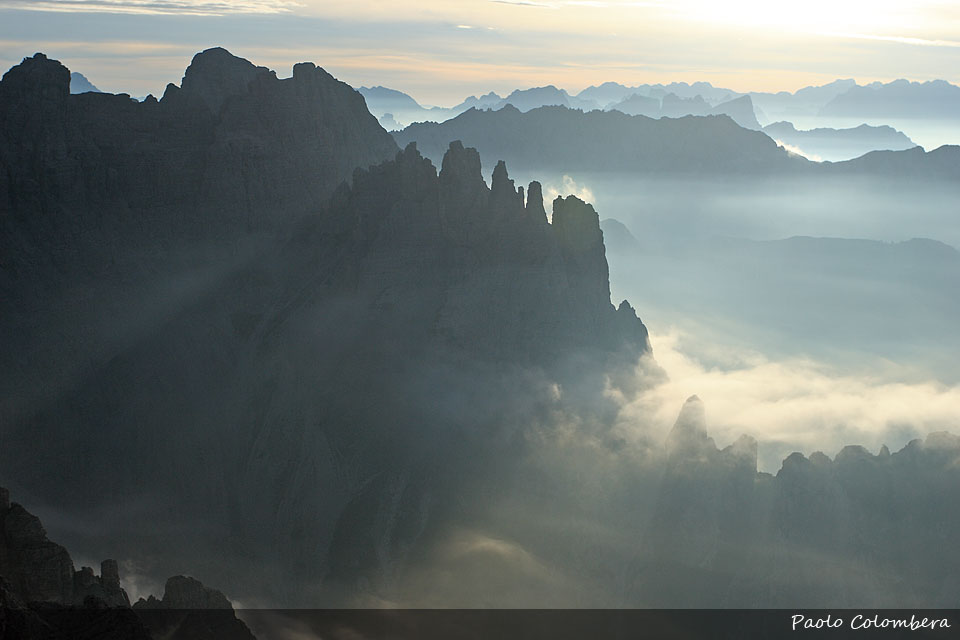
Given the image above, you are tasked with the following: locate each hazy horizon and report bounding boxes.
[2,0,960,104]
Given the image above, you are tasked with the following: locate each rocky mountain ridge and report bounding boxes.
[395,104,801,175]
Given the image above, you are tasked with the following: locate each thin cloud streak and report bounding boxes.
[0,0,298,16]
[823,30,960,48]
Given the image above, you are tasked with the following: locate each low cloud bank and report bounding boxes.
[617,329,960,471]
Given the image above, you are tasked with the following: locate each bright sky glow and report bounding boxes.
[0,0,958,103]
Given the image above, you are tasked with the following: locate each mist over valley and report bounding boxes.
[1,28,959,632]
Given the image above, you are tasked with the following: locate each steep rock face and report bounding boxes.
[0,48,398,278]
[134,576,234,609]
[0,494,134,607]
[0,499,75,604]
[709,95,761,130]
[134,576,257,640]
[324,141,650,365]
[0,127,651,607]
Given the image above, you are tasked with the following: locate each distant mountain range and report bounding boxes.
[69,71,100,93]
[610,93,761,129]
[819,79,960,119]
[364,76,960,125]
[763,121,916,161]
[396,102,960,176]
[395,104,799,175]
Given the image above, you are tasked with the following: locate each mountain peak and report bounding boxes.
[490,158,512,190]
[0,52,70,103]
[69,71,100,94]
[526,181,547,222]
[439,140,485,188]
[179,46,274,113]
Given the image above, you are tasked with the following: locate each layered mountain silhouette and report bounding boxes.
[749,78,858,119]
[832,144,960,178]
[578,80,741,108]
[763,121,916,161]
[606,93,761,129]
[397,103,960,176]
[820,79,960,119]
[358,85,453,127]
[395,104,799,175]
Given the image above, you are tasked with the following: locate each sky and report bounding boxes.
[1,0,959,105]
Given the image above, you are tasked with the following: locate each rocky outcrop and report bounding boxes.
[73,560,130,607]
[0,487,254,639]
[0,497,75,604]
[0,489,130,607]
[325,140,650,365]
[135,576,233,610]
[133,576,256,640]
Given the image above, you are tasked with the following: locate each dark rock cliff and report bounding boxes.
[0,48,398,278]
[0,50,652,606]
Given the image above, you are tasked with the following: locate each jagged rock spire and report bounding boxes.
[526,181,547,222]
[490,159,523,211]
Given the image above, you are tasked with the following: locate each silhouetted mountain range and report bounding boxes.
[606,93,761,129]
[763,121,916,161]
[397,102,960,176]
[820,79,960,119]
[749,79,858,119]
[358,85,452,127]
[833,144,960,178]
[68,71,99,94]
[395,104,798,175]
[578,80,740,108]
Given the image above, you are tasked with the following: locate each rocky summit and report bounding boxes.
[0,48,397,274]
